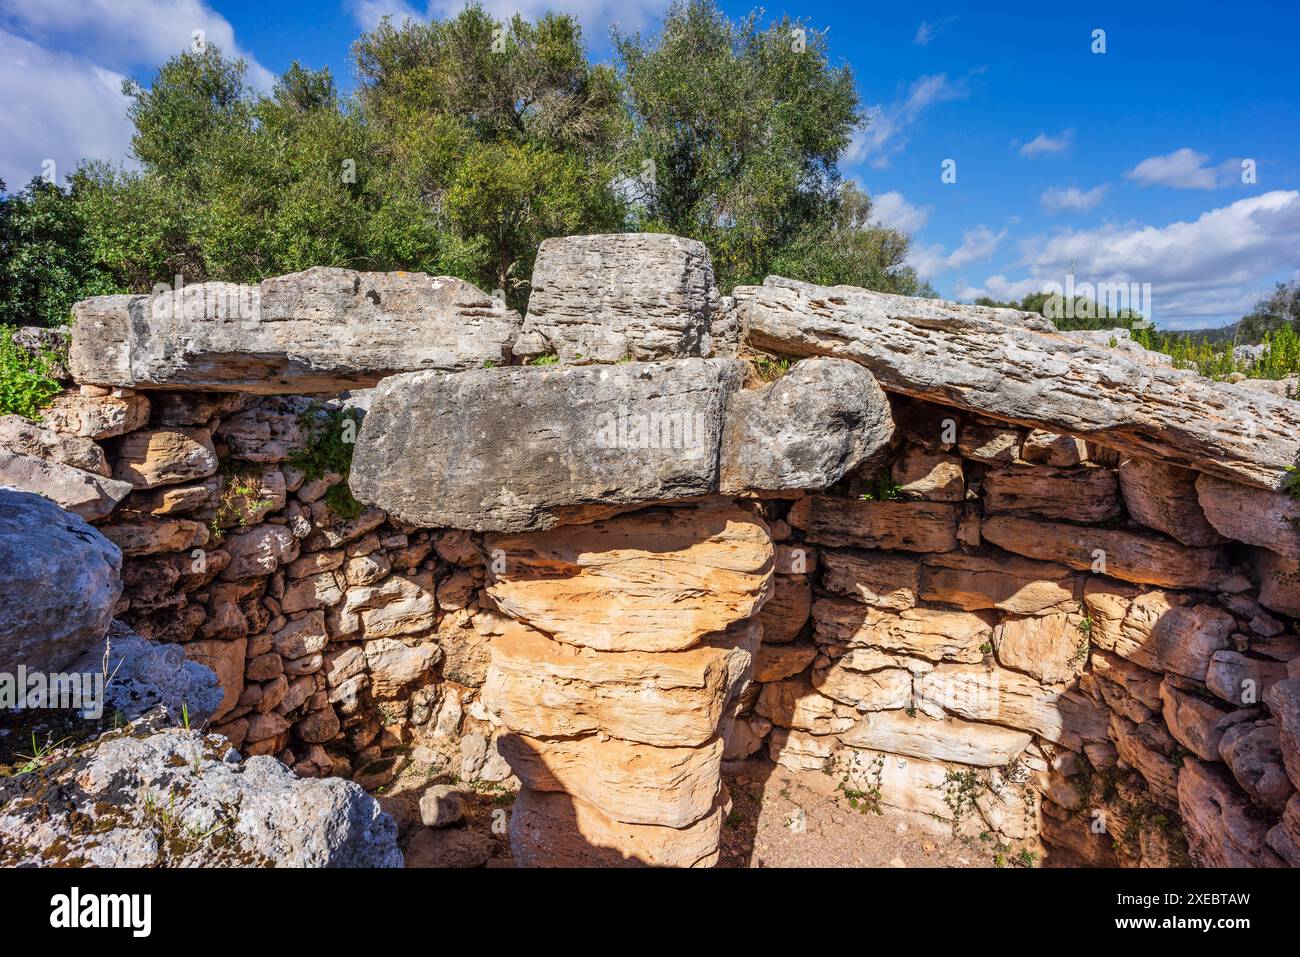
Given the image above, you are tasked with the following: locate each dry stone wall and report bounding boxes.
[3,233,1300,868]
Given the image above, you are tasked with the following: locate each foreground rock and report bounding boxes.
[70,267,520,392]
[735,276,1300,490]
[353,359,743,532]
[0,728,402,867]
[515,233,731,362]
[0,489,122,673]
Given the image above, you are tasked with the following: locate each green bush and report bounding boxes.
[288,404,366,519]
[0,326,62,419]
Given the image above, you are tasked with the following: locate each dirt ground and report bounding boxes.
[382,754,1046,868]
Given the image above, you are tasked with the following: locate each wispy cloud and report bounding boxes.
[1040,184,1109,213]
[960,191,1300,327]
[348,0,668,38]
[914,16,957,46]
[1017,129,1073,158]
[869,190,930,234]
[1125,147,1243,190]
[847,73,970,170]
[909,224,1007,280]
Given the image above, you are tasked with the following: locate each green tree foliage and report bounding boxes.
[615,0,926,294]
[0,178,115,327]
[1,1,932,323]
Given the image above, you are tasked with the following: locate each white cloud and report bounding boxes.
[962,191,1300,327]
[1040,184,1108,213]
[350,0,667,39]
[1017,130,1072,158]
[847,73,969,170]
[913,16,957,46]
[909,224,1006,280]
[0,0,275,89]
[869,190,930,234]
[0,29,132,190]
[1125,147,1241,190]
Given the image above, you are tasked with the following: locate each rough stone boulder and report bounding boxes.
[352,359,745,532]
[0,489,122,673]
[0,728,402,867]
[1118,456,1225,546]
[1177,758,1285,867]
[514,232,733,362]
[735,276,1300,490]
[485,502,773,651]
[1195,473,1300,562]
[720,357,894,493]
[70,267,520,392]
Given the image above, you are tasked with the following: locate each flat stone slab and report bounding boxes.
[352,359,745,532]
[70,267,520,393]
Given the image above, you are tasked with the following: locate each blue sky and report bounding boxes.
[2,0,1297,328]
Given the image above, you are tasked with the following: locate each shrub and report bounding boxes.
[0,325,62,419]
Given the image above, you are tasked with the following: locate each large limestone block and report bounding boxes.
[982,465,1120,523]
[1196,473,1300,562]
[113,427,219,489]
[352,359,744,533]
[1118,457,1224,546]
[916,662,1110,749]
[497,732,722,828]
[1082,581,1234,681]
[508,787,724,868]
[483,622,757,747]
[992,611,1089,685]
[787,496,958,552]
[918,549,1079,613]
[70,267,520,392]
[982,514,1249,592]
[820,549,920,610]
[484,503,772,652]
[1178,758,1285,867]
[812,595,992,663]
[0,489,122,673]
[516,233,727,363]
[842,710,1031,766]
[0,449,132,520]
[735,275,1300,491]
[719,358,893,493]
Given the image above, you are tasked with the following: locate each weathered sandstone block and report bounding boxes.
[113,427,219,488]
[982,465,1120,523]
[753,641,818,683]
[1109,713,1181,805]
[1196,473,1300,562]
[1206,650,1290,706]
[0,449,132,520]
[1264,679,1300,792]
[1118,457,1224,546]
[811,662,913,711]
[483,622,757,747]
[1082,581,1234,681]
[820,550,920,610]
[842,710,1031,766]
[787,496,958,552]
[1178,758,1285,867]
[918,549,1079,613]
[352,359,743,532]
[755,674,856,734]
[813,595,992,662]
[485,502,772,652]
[497,732,722,828]
[1253,548,1300,618]
[1020,429,1087,466]
[916,662,1110,749]
[40,390,150,439]
[890,446,964,500]
[1218,720,1295,813]
[515,233,726,363]
[70,267,520,391]
[508,787,724,868]
[1269,795,1300,866]
[757,573,812,643]
[0,414,108,475]
[992,611,1089,685]
[719,357,893,493]
[1159,680,1251,761]
[983,514,1249,592]
[98,514,209,557]
[735,275,1300,490]
[0,489,122,673]
[183,637,248,722]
